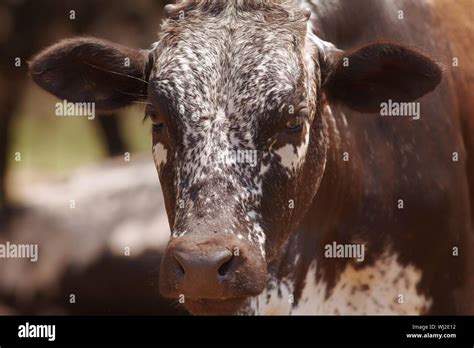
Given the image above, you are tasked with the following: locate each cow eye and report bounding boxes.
[152,122,165,132]
[285,116,304,132]
[145,111,165,133]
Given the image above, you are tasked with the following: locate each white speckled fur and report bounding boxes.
[252,253,432,315]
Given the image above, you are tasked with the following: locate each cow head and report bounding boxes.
[29,1,441,315]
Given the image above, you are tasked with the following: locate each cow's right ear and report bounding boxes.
[29,37,153,109]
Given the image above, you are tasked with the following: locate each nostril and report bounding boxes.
[218,255,234,277]
[172,248,234,282]
[174,253,186,278]
[176,260,185,277]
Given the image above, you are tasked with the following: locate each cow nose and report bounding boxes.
[167,246,236,299]
[159,234,267,301]
[174,249,234,282]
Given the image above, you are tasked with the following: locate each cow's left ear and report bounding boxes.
[321,42,442,113]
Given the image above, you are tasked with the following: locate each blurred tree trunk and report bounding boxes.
[0,74,24,225]
[96,114,127,157]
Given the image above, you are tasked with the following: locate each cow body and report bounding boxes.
[29,0,474,315]
[250,0,473,315]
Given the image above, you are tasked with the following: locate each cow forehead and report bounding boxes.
[151,16,308,119]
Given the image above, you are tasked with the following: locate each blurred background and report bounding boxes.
[0,0,187,315]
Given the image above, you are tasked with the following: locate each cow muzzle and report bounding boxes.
[159,232,267,314]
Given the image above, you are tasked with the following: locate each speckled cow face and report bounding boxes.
[152,2,328,313]
[27,0,329,314]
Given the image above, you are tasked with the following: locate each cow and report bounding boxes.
[28,0,474,315]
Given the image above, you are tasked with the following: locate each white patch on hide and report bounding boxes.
[252,253,431,315]
[274,121,310,173]
[153,143,167,168]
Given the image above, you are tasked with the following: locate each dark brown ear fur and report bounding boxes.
[322,42,442,113]
[29,37,153,109]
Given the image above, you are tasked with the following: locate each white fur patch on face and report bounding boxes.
[252,253,431,315]
[274,121,310,173]
[153,143,167,169]
[251,221,266,258]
